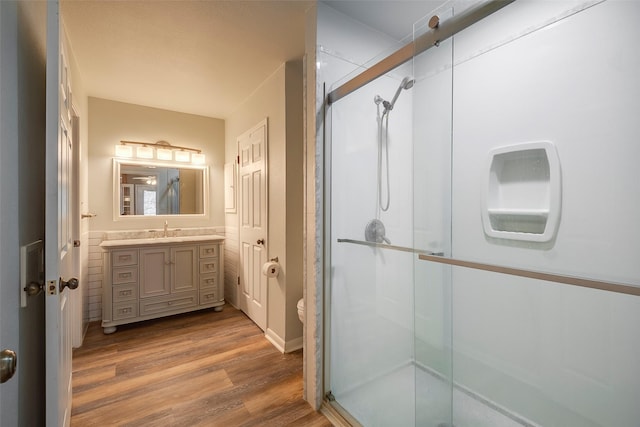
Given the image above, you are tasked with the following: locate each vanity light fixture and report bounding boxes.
[156,147,173,161]
[174,150,190,162]
[191,153,205,165]
[114,144,133,158]
[115,140,205,165]
[136,145,154,159]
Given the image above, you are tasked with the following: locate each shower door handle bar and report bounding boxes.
[418,254,640,297]
[337,238,441,256]
[327,0,516,105]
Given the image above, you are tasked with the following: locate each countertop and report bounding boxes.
[99,234,225,248]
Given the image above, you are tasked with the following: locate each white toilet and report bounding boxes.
[297,298,304,323]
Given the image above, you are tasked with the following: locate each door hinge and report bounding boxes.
[237,276,240,285]
[237,155,240,164]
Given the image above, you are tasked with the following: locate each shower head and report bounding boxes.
[383,76,415,113]
[401,76,415,90]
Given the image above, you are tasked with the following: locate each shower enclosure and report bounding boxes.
[322,1,640,426]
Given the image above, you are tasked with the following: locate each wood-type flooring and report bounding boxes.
[71,305,331,427]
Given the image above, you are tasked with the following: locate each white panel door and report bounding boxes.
[45,3,77,425]
[238,119,268,330]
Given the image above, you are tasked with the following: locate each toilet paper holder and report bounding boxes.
[262,257,281,278]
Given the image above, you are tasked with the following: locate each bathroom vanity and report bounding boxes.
[100,235,224,334]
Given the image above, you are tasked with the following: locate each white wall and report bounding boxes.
[225,60,304,351]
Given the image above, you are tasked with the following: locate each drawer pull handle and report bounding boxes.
[119,272,132,278]
[118,255,131,261]
[120,290,131,296]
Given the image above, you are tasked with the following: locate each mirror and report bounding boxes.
[114,159,208,218]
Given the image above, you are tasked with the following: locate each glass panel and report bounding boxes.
[326,5,454,424]
[449,265,640,427]
[328,67,419,425]
[412,5,455,426]
[450,0,640,287]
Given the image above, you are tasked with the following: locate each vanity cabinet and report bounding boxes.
[101,238,224,334]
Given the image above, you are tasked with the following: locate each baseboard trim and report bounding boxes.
[265,328,303,353]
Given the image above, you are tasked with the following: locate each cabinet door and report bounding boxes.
[139,247,170,298]
[171,246,197,293]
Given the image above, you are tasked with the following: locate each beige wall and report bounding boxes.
[87,97,225,231]
[225,60,304,350]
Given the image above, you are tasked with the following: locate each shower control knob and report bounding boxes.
[257,239,265,245]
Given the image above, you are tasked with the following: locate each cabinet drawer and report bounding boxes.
[112,250,138,267]
[113,267,138,285]
[113,302,137,320]
[199,259,218,274]
[200,274,218,289]
[112,283,137,303]
[199,244,218,258]
[199,288,220,305]
[139,293,197,316]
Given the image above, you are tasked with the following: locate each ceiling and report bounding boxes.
[62,1,445,120]
[325,0,446,42]
[62,0,312,119]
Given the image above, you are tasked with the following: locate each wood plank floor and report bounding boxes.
[71,305,332,427]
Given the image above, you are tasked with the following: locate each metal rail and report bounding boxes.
[418,254,640,297]
[335,239,639,296]
[337,238,442,255]
[327,0,516,105]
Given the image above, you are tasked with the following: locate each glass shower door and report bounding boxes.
[324,11,455,424]
[326,70,421,426]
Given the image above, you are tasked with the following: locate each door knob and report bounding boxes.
[1,349,17,384]
[24,281,44,297]
[59,277,79,292]
[257,239,265,245]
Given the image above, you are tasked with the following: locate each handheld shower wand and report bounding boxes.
[372,76,415,213]
[382,77,415,114]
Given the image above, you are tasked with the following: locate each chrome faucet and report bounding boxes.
[163,220,168,237]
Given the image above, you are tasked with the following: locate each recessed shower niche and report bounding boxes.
[481,141,561,243]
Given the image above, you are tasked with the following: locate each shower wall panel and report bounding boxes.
[450,2,640,426]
